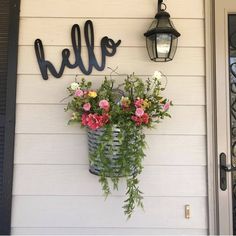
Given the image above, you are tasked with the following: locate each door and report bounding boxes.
[215,0,236,235]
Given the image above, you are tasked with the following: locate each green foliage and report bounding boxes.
[89,124,145,218]
[65,72,172,218]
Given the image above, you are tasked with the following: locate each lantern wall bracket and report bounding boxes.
[158,0,166,13]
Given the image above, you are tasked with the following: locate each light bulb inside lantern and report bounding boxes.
[156,34,171,55]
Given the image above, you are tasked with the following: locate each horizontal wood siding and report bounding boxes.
[11,227,208,235]
[16,75,205,105]
[17,47,204,76]
[14,134,206,165]
[15,105,205,135]
[11,196,207,228]
[20,0,204,19]
[18,18,204,47]
[12,0,207,234]
[13,165,207,196]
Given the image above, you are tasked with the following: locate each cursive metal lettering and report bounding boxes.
[34,20,121,80]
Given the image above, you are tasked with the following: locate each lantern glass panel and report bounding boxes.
[149,20,158,30]
[156,33,171,58]
[169,35,178,60]
[146,34,155,60]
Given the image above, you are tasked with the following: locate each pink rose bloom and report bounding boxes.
[83,103,91,111]
[135,108,144,117]
[163,102,170,111]
[142,113,149,124]
[99,99,110,111]
[131,115,142,126]
[75,89,84,97]
[81,113,88,126]
[134,99,144,108]
[86,113,109,130]
[87,114,100,130]
[101,113,109,125]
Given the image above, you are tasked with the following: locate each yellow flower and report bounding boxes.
[142,99,151,109]
[88,91,97,98]
[121,97,131,107]
[121,96,130,103]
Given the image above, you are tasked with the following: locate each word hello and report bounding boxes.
[34,20,121,80]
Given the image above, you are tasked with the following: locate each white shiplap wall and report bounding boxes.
[11,0,207,235]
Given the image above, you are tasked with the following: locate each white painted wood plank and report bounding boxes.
[19,18,204,47]
[11,196,207,228]
[11,227,208,235]
[12,165,207,196]
[16,75,205,105]
[14,134,206,165]
[14,1,207,233]
[17,46,205,76]
[20,0,204,19]
[15,105,206,135]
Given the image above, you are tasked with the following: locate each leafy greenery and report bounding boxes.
[65,72,171,218]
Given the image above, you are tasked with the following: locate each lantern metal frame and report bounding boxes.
[144,0,181,62]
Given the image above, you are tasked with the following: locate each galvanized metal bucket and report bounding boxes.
[87,126,122,176]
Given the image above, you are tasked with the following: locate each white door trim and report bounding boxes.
[215,0,234,234]
[205,0,218,234]
[206,0,236,234]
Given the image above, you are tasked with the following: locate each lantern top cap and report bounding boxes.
[155,10,170,19]
[144,24,181,38]
[144,7,181,38]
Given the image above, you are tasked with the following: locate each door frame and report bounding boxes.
[205,0,218,235]
[205,0,236,234]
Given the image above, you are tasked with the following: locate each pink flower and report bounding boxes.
[100,113,109,125]
[99,99,110,111]
[134,99,144,108]
[163,102,170,111]
[87,114,100,130]
[131,116,142,126]
[131,113,149,126]
[83,91,89,96]
[135,108,144,117]
[83,103,91,111]
[81,113,88,126]
[142,113,149,124]
[75,89,84,97]
[86,113,110,130]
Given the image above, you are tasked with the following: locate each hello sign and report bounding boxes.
[34,20,121,80]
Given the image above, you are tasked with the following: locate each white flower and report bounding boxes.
[153,71,162,80]
[70,82,80,90]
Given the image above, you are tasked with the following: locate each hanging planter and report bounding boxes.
[88,125,142,177]
[88,126,127,176]
[65,72,172,218]
[88,126,122,176]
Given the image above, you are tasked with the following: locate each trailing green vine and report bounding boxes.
[65,71,172,217]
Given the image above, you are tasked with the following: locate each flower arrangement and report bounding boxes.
[65,72,172,218]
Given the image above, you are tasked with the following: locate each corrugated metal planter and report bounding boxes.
[87,126,136,176]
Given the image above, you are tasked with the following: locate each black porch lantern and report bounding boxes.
[144,0,181,62]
